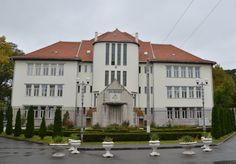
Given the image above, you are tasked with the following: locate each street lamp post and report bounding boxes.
[196,79,208,133]
[76,77,90,142]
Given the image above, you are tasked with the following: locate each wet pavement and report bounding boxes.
[1,135,236,164]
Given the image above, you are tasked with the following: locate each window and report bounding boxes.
[139,66,141,73]
[58,64,64,76]
[40,106,46,118]
[197,108,202,118]
[84,65,87,72]
[34,85,39,96]
[78,65,81,72]
[111,43,115,65]
[182,108,187,119]
[174,87,180,98]
[105,71,109,86]
[174,108,180,119]
[195,67,200,78]
[83,86,86,93]
[49,85,55,96]
[190,108,195,118]
[111,71,115,83]
[35,64,41,76]
[123,71,127,86]
[151,86,153,94]
[167,108,173,119]
[41,84,47,96]
[57,85,63,97]
[117,43,121,65]
[166,66,172,77]
[34,109,38,118]
[174,66,179,78]
[144,108,147,115]
[150,65,153,74]
[117,71,121,84]
[182,86,187,98]
[167,86,172,98]
[43,64,49,76]
[188,67,193,78]
[90,86,92,93]
[27,63,34,75]
[78,86,80,93]
[144,86,147,94]
[105,43,110,65]
[51,64,57,76]
[123,43,127,65]
[26,84,32,96]
[196,86,201,98]
[181,66,186,78]
[48,106,54,119]
[189,87,194,98]
[139,86,141,94]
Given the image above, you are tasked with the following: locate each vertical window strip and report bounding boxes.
[123,43,127,65]
[123,71,127,86]
[111,71,115,83]
[117,71,121,84]
[111,43,115,65]
[105,43,110,65]
[117,43,121,65]
[105,71,109,86]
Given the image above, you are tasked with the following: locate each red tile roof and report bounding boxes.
[13,41,81,61]
[12,29,215,64]
[95,29,137,43]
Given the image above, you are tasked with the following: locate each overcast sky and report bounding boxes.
[0,0,235,69]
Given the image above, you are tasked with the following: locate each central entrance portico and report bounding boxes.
[93,80,134,127]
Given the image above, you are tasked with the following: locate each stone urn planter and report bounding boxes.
[149,140,160,156]
[179,136,197,155]
[149,133,160,156]
[49,143,68,157]
[68,139,75,151]
[69,139,81,154]
[102,137,114,158]
[201,137,212,152]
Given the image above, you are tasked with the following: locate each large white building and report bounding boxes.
[12,29,215,127]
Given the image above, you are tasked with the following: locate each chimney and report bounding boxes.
[95,32,98,41]
[135,32,138,43]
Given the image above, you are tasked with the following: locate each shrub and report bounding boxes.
[0,109,3,134]
[47,124,54,130]
[150,133,159,140]
[180,135,194,142]
[53,136,63,143]
[53,107,62,136]
[14,108,22,137]
[39,115,46,139]
[121,121,129,128]
[5,104,13,135]
[25,106,34,138]
[104,136,113,142]
[92,123,101,130]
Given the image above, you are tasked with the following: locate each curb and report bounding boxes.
[216,132,236,146]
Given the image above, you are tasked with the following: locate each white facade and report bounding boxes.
[11,30,215,127]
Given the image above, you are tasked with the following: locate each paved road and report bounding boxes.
[1,136,236,164]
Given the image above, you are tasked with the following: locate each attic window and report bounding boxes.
[86,50,91,55]
[52,50,59,54]
[144,51,148,55]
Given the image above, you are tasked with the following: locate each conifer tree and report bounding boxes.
[53,107,62,136]
[14,108,21,136]
[39,114,46,139]
[5,104,12,135]
[25,106,34,138]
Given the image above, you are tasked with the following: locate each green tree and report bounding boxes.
[211,106,221,139]
[39,114,46,139]
[0,109,3,134]
[25,106,34,138]
[5,104,12,135]
[14,108,21,136]
[53,107,62,136]
[0,36,24,105]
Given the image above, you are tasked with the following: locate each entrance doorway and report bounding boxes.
[108,105,122,125]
